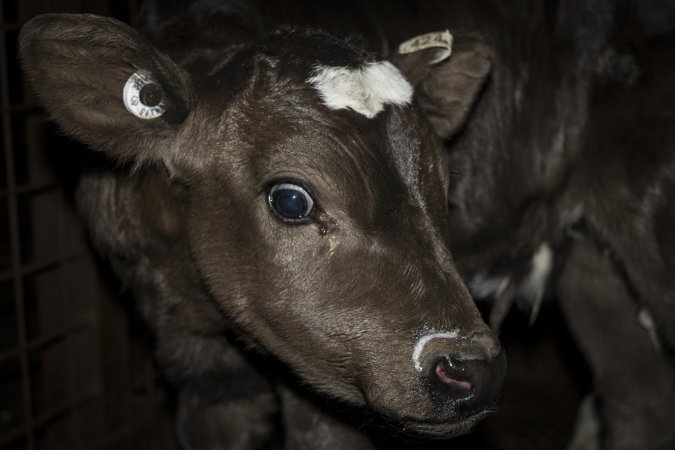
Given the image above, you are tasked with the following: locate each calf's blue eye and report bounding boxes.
[268,183,315,221]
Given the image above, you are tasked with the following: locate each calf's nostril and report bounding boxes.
[434,358,473,391]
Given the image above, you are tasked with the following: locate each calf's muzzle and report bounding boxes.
[415,331,506,420]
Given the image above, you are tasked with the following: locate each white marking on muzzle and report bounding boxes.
[307,61,413,118]
[413,330,462,373]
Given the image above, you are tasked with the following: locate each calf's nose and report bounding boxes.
[414,331,506,418]
[430,352,506,416]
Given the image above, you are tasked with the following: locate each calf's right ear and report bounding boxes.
[20,14,191,166]
[392,33,493,139]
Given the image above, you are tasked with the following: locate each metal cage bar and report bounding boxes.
[0,1,175,449]
[0,2,35,448]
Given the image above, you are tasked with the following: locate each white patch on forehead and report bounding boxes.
[412,330,462,373]
[307,61,413,118]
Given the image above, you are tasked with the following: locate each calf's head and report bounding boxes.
[20,14,503,435]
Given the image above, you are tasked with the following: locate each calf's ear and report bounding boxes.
[20,14,191,166]
[392,32,493,139]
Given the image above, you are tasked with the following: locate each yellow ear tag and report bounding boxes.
[398,30,454,65]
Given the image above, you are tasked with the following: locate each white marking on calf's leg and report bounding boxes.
[567,394,600,450]
[638,307,662,353]
[520,242,553,325]
[469,273,510,300]
[307,61,413,118]
[412,331,462,373]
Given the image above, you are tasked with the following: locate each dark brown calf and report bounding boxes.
[425,1,675,449]
[19,6,503,450]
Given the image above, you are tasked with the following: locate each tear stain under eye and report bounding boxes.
[122,71,166,119]
[313,210,337,236]
[328,235,338,256]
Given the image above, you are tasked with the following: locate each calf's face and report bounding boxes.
[20,14,504,435]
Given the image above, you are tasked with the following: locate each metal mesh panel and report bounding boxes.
[0,1,176,449]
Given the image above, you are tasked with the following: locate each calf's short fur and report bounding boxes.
[416,1,675,449]
[23,1,675,448]
[20,3,505,449]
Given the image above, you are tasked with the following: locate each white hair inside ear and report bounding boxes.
[123,71,166,119]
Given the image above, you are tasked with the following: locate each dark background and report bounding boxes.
[0,1,590,449]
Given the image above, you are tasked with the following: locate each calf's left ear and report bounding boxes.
[392,32,493,139]
[20,13,191,167]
